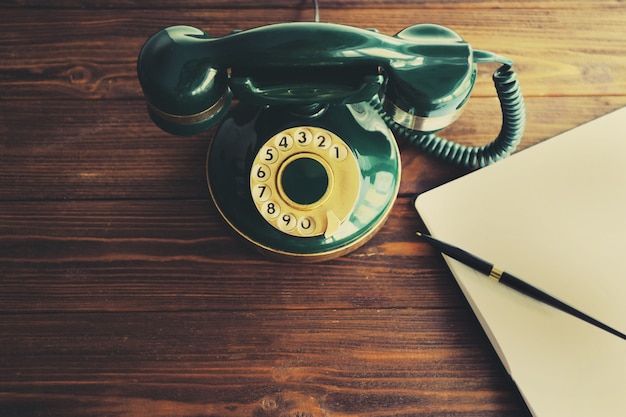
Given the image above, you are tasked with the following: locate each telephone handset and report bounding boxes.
[137,21,525,261]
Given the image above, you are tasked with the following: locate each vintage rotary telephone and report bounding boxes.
[137,17,526,262]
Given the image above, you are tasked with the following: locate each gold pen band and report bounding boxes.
[489,266,504,282]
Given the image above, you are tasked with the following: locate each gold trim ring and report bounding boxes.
[147,91,230,125]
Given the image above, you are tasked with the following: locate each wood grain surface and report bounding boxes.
[2,1,625,416]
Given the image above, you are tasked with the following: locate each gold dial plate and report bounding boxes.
[250,126,361,238]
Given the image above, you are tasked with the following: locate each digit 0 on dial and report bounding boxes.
[250,126,361,238]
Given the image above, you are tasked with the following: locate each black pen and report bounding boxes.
[416,231,626,341]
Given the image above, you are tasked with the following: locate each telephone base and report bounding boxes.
[206,101,401,262]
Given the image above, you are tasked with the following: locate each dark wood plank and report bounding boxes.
[1,8,626,100]
[2,96,625,201]
[0,196,471,313]
[0,309,528,417]
[0,0,619,9]
[0,99,210,201]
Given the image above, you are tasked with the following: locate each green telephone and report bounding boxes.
[137,21,525,261]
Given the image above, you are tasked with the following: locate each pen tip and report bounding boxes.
[415,231,423,237]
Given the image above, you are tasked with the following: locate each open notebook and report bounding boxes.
[415,107,626,417]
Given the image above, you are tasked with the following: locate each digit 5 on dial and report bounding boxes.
[137,21,525,261]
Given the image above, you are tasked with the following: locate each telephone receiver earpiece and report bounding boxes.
[139,23,477,133]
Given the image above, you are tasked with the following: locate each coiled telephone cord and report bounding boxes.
[371,64,526,168]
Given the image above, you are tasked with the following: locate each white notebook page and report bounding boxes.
[415,107,626,417]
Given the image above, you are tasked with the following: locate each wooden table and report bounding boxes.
[2,1,625,416]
